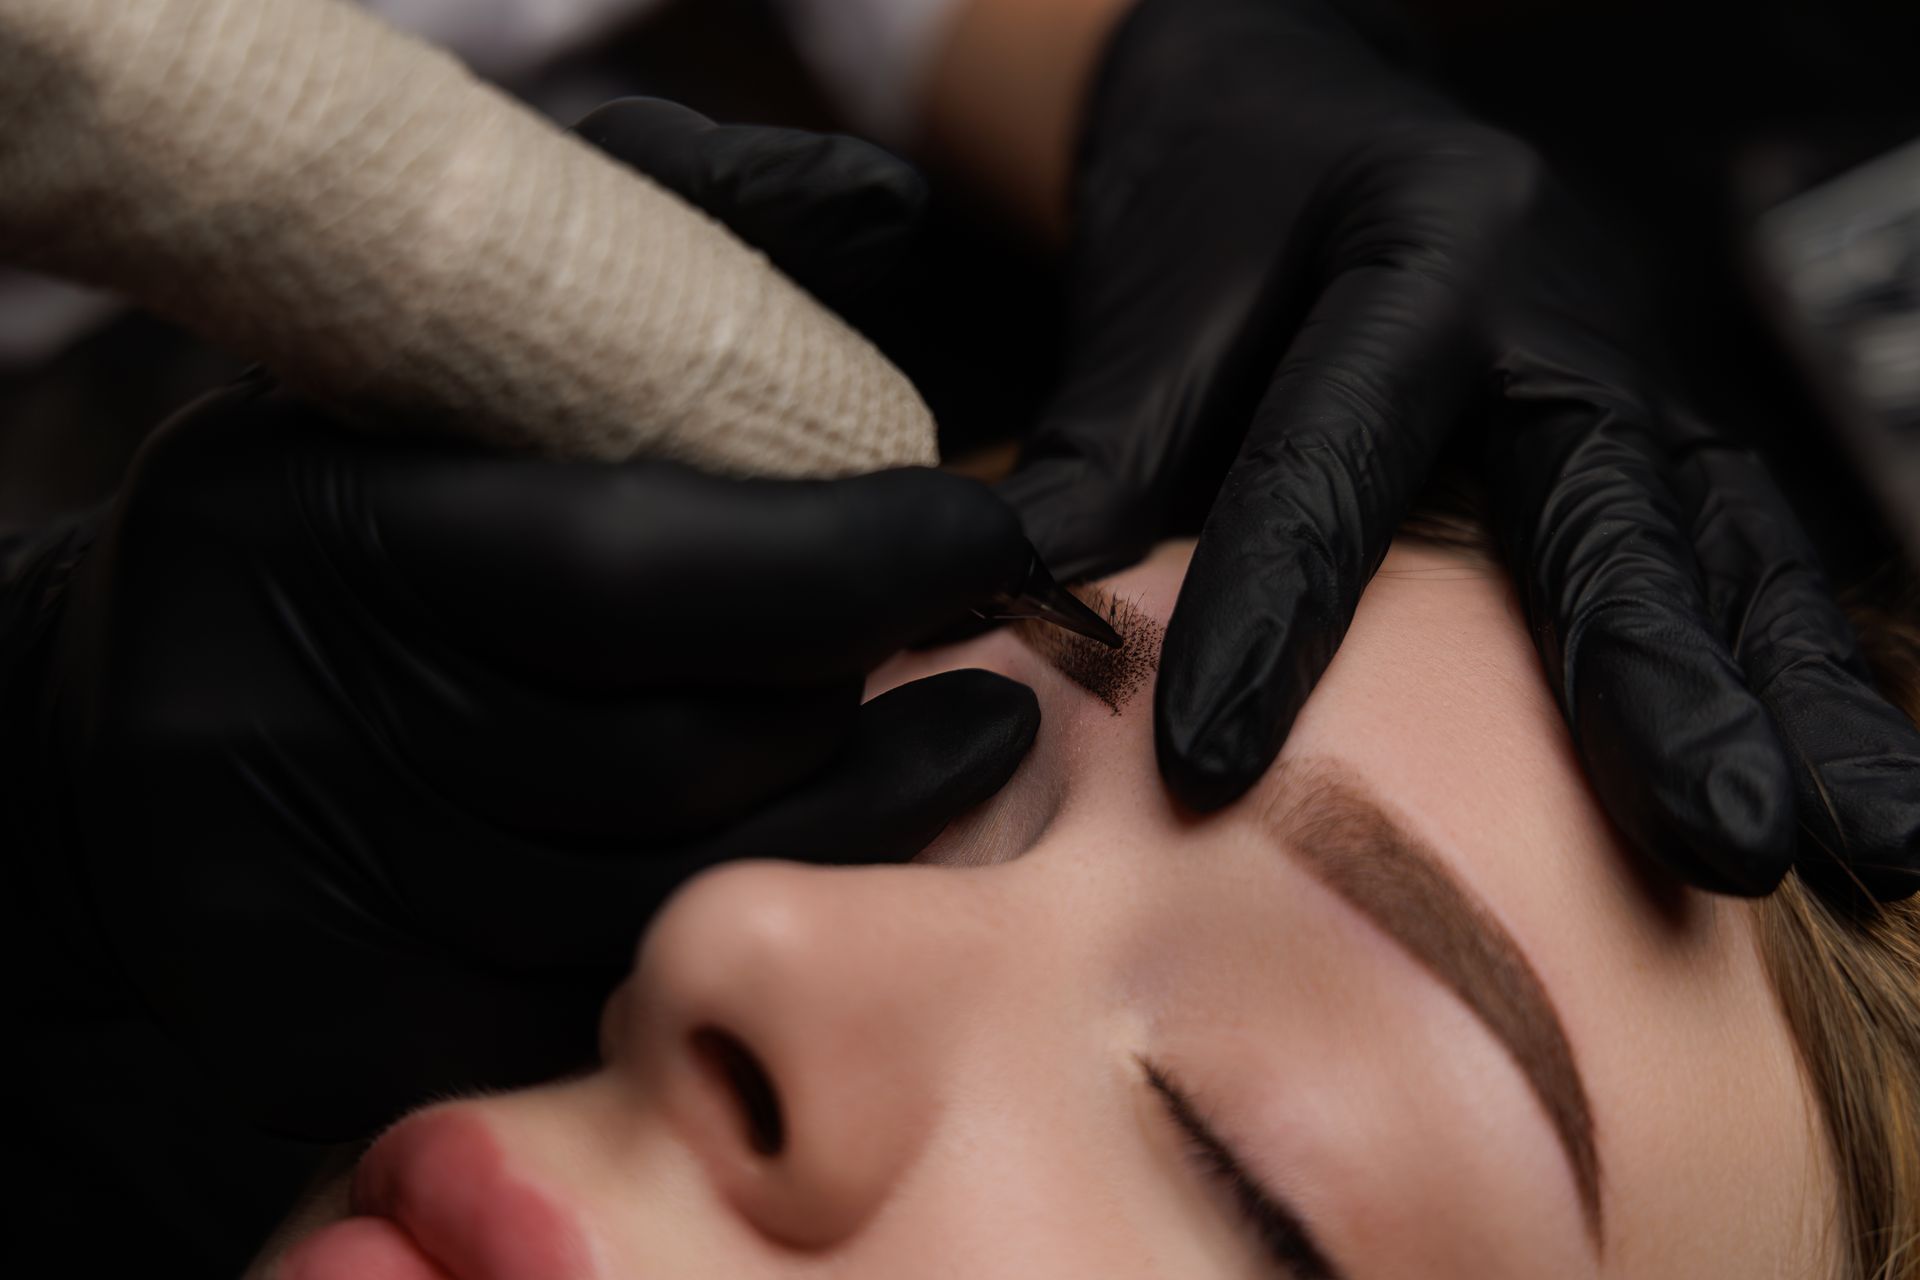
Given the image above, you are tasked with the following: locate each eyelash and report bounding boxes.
[1138,1057,1333,1280]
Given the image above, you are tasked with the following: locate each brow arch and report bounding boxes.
[1258,757,1604,1245]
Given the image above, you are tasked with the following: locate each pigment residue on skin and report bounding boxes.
[1016,586,1163,714]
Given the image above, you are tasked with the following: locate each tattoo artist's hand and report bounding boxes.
[996,0,1918,898]
[6,384,1036,1141]
[1489,193,1920,900]
[2,106,1039,1141]
[999,0,1516,808]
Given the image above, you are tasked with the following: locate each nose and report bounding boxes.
[610,859,993,1249]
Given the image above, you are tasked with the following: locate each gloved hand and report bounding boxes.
[998,0,1521,809]
[2,106,1039,1141]
[6,382,1037,1140]
[1490,193,1920,900]
[997,0,1919,898]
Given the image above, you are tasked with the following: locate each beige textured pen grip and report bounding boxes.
[0,0,938,476]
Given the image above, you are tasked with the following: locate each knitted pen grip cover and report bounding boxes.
[0,0,938,476]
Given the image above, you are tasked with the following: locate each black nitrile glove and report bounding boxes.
[1000,0,1919,898]
[1490,195,1920,900]
[7,382,1036,1141]
[3,106,1039,1141]
[1000,0,1521,809]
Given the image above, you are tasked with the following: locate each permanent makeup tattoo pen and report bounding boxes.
[974,541,1124,648]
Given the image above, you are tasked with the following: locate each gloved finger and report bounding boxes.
[698,667,1042,862]
[1153,249,1488,813]
[574,96,926,313]
[144,388,1026,687]
[996,131,1315,582]
[1683,445,1920,900]
[137,395,855,843]
[1490,371,1797,895]
[392,669,1042,972]
[356,445,1031,687]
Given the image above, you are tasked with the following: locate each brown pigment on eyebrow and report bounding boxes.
[1262,759,1605,1248]
[1014,584,1163,714]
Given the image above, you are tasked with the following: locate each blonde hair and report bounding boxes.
[1755,562,1920,1280]
[1400,488,1920,1280]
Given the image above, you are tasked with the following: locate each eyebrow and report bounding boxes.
[1256,760,1604,1247]
[1013,582,1162,714]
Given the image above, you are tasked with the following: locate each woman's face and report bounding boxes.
[281,539,1830,1280]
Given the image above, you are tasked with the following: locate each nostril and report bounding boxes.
[692,1026,785,1157]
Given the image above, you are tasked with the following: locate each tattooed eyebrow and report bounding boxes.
[1261,760,1604,1246]
[1014,582,1163,713]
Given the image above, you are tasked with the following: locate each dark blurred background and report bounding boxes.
[10,1,1918,1273]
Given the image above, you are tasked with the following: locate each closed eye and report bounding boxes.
[1140,1057,1345,1280]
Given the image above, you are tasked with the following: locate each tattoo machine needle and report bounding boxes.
[974,541,1123,648]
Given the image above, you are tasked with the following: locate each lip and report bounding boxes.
[276,1214,452,1280]
[321,1106,597,1280]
